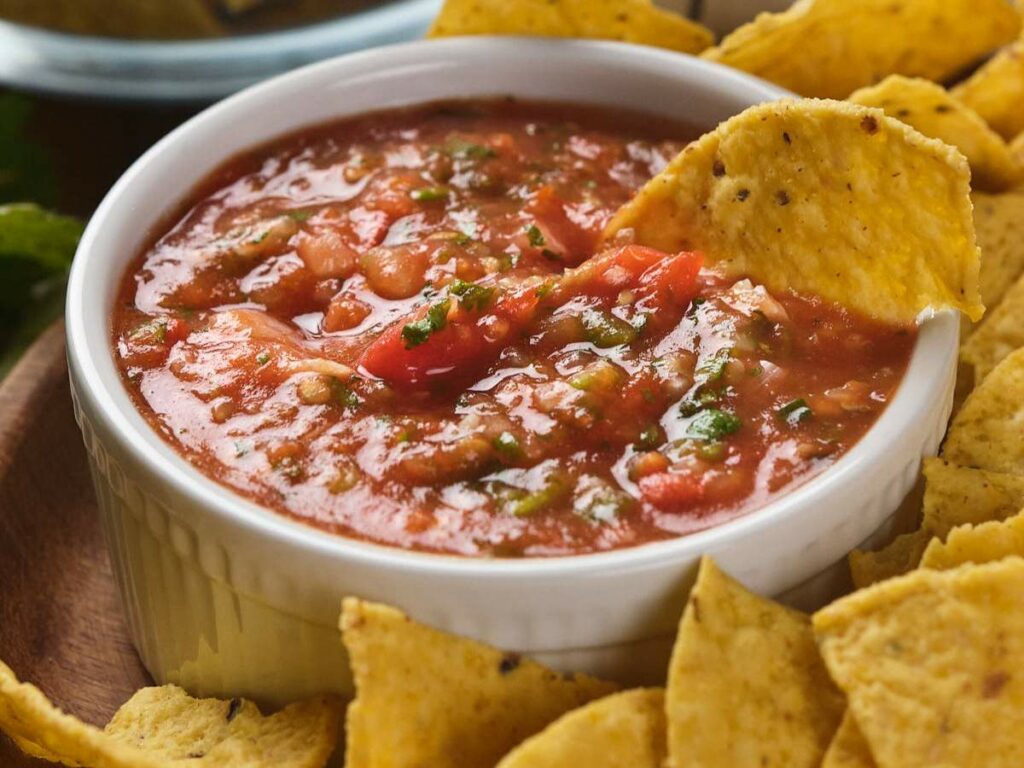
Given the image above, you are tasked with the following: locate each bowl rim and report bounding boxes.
[66,36,958,582]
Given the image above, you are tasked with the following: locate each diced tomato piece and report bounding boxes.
[558,245,703,307]
[359,287,540,390]
[526,185,597,264]
[635,249,704,309]
[639,471,705,511]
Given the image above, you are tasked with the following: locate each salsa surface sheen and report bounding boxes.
[114,99,915,557]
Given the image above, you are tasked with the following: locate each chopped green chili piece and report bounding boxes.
[449,279,495,312]
[581,309,638,348]
[685,408,742,441]
[410,185,450,202]
[286,210,312,222]
[256,352,271,366]
[492,431,523,459]
[131,318,167,343]
[696,348,732,382]
[445,138,496,160]
[541,248,562,262]
[778,398,813,425]
[509,473,571,518]
[638,424,662,449]
[697,441,727,462]
[525,223,546,247]
[401,299,450,349]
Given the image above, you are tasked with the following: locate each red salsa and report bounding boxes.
[114,99,915,557]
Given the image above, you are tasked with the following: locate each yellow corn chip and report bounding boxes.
[665,557,843,768]
[920,510,1024,570]
[606,99,982,324]
[847,528,934,589]
[943,347,1024,474]
[700,0,1020,100]
[494,689,665,768]
[821,712,877,768]
[952,39,1024,142]
[814,558,1024,768]
[427,0,713,55]
[963,271,1024,382]
[973,191,1024,312]
[1012,132,1024,166]
[848,76,1022,192]
[0,662,341,768]
[922,457,1024,536]
[340,598,616,768]
[104,686,342,767]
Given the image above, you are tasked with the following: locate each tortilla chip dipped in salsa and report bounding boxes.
[428,0,713,54]
[814,558,1024,768]
[700,0,1020,99]
[0,661,342,768]
[665,557,844,768]
[112,97,939,558]
[340,599,616,768]
[605,99,983,326]
[494,689,666,768]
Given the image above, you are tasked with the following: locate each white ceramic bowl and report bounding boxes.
[66,38,958,707]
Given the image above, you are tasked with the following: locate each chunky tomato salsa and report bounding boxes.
[114,99,915,557]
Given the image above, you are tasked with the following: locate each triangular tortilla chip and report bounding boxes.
[427,0,713,54]
[962,270,1024,382]
[972,191,1024,313]
[700,0,1020,99]
[943,347,1024,474]
[921,510,1024,570]
[665,557,843,768]
[0,661,341,768]
[821,712,877,768]
[847,527,934,589]
[923,457,1024,536]
[606,99,982,324]
[494,689,665,768]
[340,599,616,768]
[952,38,1024,142]
[848,76,1022,192]
[104,686,341,767]
[814,558,1024,768]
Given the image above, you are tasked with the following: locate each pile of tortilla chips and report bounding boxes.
[6,1,1024,766]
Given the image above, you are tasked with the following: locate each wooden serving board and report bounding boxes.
[0,321,152,766]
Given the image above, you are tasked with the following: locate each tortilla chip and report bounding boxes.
[973,191,1024,312]
[0,663,341,768]
[104,686,342,767]
[340,598,616,768]
[814,558,1024,768]
[920,511,1024,570]
[848,76,1022,192]
[942,347,1024,474]
[821,712,877,768]
[962,271,1024,382]
[922,457,1024,536]
[700,0,1020,100]
[665,557,843,768]
[847,528,934,589]
[1012,132,1024,166]
[427,0,713,54]
[606,99,982,325]
[494,689,665,768]
[952,39,1024,142]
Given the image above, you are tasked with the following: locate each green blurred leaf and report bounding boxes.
[0,93,56,206]
[0,204,83,378]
